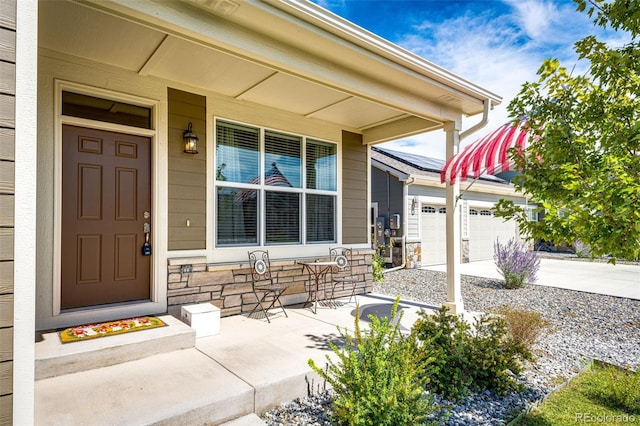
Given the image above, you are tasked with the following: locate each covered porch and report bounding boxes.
[34,294,445,425]
[7,0,502,422]
[32,0,500,330]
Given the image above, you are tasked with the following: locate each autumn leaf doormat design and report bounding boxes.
[59,316,167,343]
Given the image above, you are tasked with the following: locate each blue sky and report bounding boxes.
[311,0,623,159]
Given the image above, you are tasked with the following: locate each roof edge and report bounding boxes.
[262,0,502,106]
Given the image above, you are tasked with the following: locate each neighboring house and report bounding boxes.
[371,147,529,267]
[2,0,500,422]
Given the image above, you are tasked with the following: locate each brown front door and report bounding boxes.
[61,125,151,309]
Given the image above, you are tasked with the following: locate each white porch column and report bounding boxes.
[444,121,464,314]
[14,0,38,423]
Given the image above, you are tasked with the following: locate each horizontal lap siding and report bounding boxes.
[167,88,206,250]
[341,131,367,245]
[0,1,15,423]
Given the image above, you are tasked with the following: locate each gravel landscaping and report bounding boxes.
[263,267,640,425]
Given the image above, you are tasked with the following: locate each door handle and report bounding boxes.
[142,232,152,256]
[142,220,151,256]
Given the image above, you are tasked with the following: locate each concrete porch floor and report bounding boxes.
[34,294,444,426]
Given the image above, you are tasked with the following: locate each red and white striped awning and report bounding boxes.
[440,119,533,184]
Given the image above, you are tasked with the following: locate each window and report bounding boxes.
[438,207,447,214]
[422,206,436,213]
[215,119,337,246]
[480,210,492,216]
[62,91,152,129]
[470,209,479,216]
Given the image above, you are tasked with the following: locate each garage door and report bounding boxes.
[421,205,446,265]
[469,209,517,261]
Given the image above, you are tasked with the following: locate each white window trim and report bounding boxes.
[208,116,340,262]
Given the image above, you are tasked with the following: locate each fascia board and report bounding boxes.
[371,158,411,181]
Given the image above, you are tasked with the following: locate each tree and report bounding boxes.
[497,0,640,261]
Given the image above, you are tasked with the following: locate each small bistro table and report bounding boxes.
[298,260,338,314]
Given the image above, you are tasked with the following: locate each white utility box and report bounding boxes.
[181,303,221,338]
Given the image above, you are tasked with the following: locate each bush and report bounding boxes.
[573,240,592,258]
[493,306,551,356]
[371,250,385,282]
[494,238,541,289]
[308,297,440,426]
[411,306,531,401]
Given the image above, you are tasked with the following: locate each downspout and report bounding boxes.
[460,98,491,141]
[455,98,492,203]
[383,176,415,273]
[382,235,406,273]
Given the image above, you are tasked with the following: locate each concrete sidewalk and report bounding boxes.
[424,258,639,300]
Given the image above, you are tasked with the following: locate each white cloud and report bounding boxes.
[382,0,600,159]
[506,0,561,41]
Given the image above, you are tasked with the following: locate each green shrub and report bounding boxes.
[493,306,551,356]
[371,250,385,282]
[411,306,531,401]
[308,297,441,426]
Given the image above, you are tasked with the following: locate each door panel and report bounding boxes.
[420,206,446,266]
[469,210,517,261]
[62,125,151,309]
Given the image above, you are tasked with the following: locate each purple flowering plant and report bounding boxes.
[493,238,540,289]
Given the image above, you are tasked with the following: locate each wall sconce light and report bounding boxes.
[183,122,199,154]
[411,197,418,215]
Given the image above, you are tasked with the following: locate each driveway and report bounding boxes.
[424,257,640,300]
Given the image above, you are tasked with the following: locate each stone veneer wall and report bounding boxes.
[167,250,374,318]
[403,241,470,269]
[461,239,470,263]
[405,242,422,269]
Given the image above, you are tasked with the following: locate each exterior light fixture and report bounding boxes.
[183,122,199,154]
[411,197,418,215]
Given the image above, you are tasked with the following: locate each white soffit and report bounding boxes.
[139,36,274,97]
[235,72,349,115]
[310,97,407,129]
[39,0,490,140]
[38,0,165,72]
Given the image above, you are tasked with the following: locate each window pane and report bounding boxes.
[306,194,335,243]
[265,191,300,244]
[62,91,152,129]
[306,140,336,191]
[216,187,258,246]
[265,131,301,188]
[216,121,259,184]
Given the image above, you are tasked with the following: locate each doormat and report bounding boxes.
[59,316,167,343]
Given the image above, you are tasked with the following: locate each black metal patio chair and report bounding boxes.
[328,247,362,304]
[247,250,289,323]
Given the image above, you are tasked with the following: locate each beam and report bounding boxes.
[363,115,441,145]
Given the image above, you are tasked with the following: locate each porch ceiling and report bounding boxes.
[39,0,499,144]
